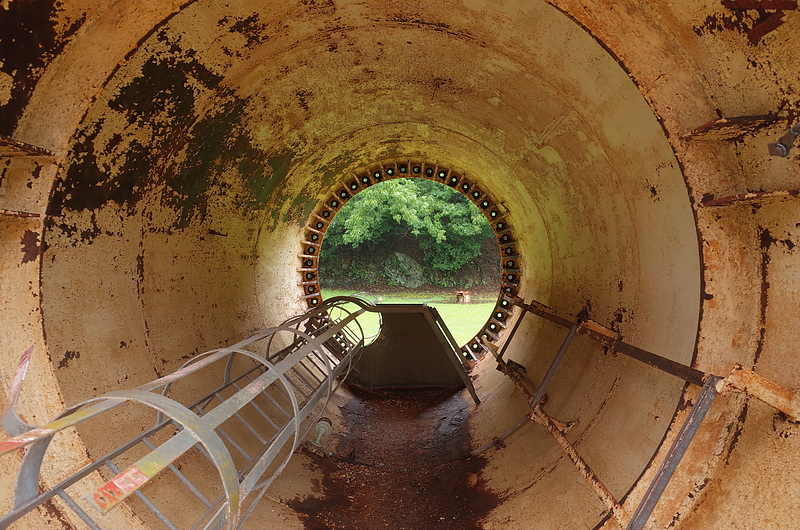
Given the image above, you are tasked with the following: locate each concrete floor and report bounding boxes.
[1,1,798,528]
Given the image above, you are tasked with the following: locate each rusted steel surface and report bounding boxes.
[498,295,800,529]
[488,330,630,527]
[509,296,574,328]
[497,305,527,360]
[530,406,630,528]
[484,338,538,403]
[626,376,722,530]
[0,136,54,157]
[488,315,628,526]
[748,10,786,41]
[530,322,578,409]
[722,0,797,8]
[508,296,707,386]
[685,115,779,141]
[702,189,800,206]
[718,364,800,421]
[0,208,40,218]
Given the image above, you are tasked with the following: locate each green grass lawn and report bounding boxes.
[321,288,496,346]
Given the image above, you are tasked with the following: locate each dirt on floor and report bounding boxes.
[288,385,498,530]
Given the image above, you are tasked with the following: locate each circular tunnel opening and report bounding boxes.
[300,159,519,356]
[15,1,712,529]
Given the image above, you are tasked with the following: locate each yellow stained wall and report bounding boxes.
[0,1,797,528]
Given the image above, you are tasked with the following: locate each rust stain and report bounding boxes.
[57,350,80,369]
[289,386,497,529]
[530,406,629,527]
[20,229,40,263]
[0,0,85,136]
[720,364,800,421]
[41,497,72,530]
[730,327,746,349]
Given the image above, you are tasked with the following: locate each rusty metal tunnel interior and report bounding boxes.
[1,1,799,529]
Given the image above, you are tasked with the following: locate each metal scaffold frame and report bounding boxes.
[0,297,371,530]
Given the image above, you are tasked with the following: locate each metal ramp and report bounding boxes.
[344,303,480,404]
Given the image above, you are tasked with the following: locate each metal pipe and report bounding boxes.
[717,364,800,421]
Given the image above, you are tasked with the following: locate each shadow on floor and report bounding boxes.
[289,385,498,530]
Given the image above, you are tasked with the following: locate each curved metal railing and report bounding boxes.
[0,297,372,530]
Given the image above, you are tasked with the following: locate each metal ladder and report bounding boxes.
[0,297,370,530]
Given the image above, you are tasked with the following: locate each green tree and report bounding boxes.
[320,179,494,285]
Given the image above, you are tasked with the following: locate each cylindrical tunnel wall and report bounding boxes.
[1,1,799,529]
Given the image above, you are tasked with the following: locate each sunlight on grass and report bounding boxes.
[321,288,495,346]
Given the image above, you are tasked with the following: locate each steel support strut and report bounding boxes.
[530,321,578,409]
[492,295,800,529]
[626,376,722,530]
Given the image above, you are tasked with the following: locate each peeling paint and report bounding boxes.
[0,0,85,135]
[57,349,79,369]
[20,229,39,263]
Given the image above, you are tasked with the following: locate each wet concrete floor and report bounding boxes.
[290,385,497,529]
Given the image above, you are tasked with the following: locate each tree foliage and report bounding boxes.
[320,179,495,284]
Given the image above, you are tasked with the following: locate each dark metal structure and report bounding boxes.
[345,303,481,403]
